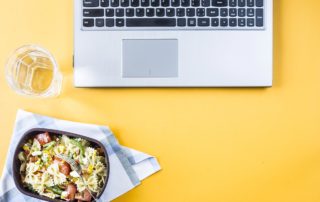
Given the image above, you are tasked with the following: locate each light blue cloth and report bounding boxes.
[0,110,161,202]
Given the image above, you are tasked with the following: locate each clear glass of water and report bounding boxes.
[5,45,62,98]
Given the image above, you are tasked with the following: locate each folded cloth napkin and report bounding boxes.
[0,110,161,202]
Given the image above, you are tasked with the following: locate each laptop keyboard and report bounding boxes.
[82,0,265,30]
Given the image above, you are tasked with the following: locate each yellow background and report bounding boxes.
[1,0,320,201]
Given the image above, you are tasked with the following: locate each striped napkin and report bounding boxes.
[0,110,161,202]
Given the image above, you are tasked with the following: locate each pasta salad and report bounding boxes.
[18,132,108,201]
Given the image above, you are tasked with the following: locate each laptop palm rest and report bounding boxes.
[122,39,178,78]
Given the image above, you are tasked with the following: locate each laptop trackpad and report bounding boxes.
[122,39,178,78]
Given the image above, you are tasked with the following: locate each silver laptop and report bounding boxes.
[74,0,273,87]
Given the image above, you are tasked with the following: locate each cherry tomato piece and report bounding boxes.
[82,189,92,202]
[54,157,71,176]
[35,132,52,145]
[66,184,77,200]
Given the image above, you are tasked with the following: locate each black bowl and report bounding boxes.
[12,128,110,202]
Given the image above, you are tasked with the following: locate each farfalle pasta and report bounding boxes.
[18,131,108,201]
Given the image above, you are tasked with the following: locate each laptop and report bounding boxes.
[74,0,273,87]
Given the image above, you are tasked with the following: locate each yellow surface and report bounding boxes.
[1,0,320,201]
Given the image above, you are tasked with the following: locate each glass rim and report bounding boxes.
[5,44,62,97]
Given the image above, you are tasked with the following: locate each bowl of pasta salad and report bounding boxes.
[13,128,109,202]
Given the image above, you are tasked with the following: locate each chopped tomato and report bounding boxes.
[35,132,52,145]
[54,157,71,176]
[82,189,92,202]
[66,184,77,200]
[75,189,92,202]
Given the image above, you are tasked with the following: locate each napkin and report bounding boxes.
[0,110,161,202]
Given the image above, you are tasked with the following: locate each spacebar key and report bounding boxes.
[126,18,176,27]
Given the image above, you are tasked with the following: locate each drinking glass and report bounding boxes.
[5,45,62,98]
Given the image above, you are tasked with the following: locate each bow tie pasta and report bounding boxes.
[18,131,108,202]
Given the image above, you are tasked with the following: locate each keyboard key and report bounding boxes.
[146,8,155,16]
[256,8,263,27]
[186,8,195,16]
[126,8,134,16]
[207,8,219,16]
[83,18,94,27]
[101,0,109,7]
[187,18,196,26]
[126,18,176,26]
[202,0,210,7]
[211,18,219,26]
[136,8,145,16]
[151,0,160,6]
[116,18,125,27]
[238,8,245,17]
[229,18,237,26]
[96,18,105,27]
[161,0,170,7]
[191,0,200,7]
[238,18,245,26]
[116,8,125,16]
[106,18,115,27]
[177,18,186,26]
[198,18,209,26]
[111,0,119,6]
[229,0,236,7]
[229,8,237,17]
[156,8,165,16]
[83,9,104,17]
[141,0,150,6]
[220,18,228,26]
[177,8,185,16]
[166,8,175,16]
[181,0,190,6]
[106,8,115,16]
[220,8,228,17]
[247,0,254,7]
[256,0,263,7]
[83,0,99,7]
[121,0,129,6]
[131,0,139,6]
[212,0,228,7]
[247,8,254,17]
[247,18,254,27]
[238,0,245,7]
[172,0,180,7]
[196,8,205,16]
